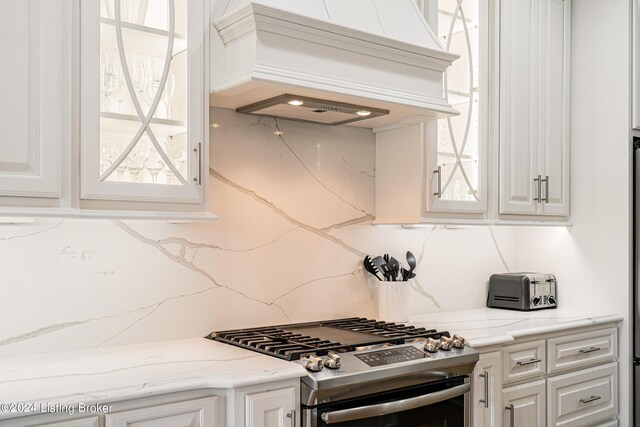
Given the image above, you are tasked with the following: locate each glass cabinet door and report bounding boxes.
[80,0,204,203]
[426,0,487,213]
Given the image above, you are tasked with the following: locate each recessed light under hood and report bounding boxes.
[236,94,389,126]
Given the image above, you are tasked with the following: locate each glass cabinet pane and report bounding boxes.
[97,0,190,187]
[436,0,481,203]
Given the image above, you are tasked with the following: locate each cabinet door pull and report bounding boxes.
[579,395,601,404]
[578,346,601,354]
[533,175,542,202]
[541,175,549,203]
[286,409,296,427]
[505,404,515,427]
[479,371,489,408]
[516,358,541,366]
[433,166,442,198]
[194,142,202,185]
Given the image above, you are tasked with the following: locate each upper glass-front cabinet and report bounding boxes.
[426,0,487,213]
[81,0,205,204]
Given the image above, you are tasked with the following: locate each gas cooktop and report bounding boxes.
[207,317,479,408]
[207,317,450,361]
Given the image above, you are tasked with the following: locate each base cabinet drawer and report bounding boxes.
[547,363,617,427]
[503,340,546,384]
[547,328,617,374]
[105,397,219,427]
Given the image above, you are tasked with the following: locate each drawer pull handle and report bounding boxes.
[286,409,296,427]
[578,346,601,354]
[516,358,541,366]
[505,404,515,427]
[479,371,489,408]
[579,395,601,404]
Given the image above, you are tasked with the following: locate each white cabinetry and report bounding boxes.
[498,0,570,217]
[245,387,297,427]
[472,351,502,427]
[228,380,300,427]
[502,379,546,427]
[0,0,66,199]
[80,0,208,209]
[472,324,619,427]
[375,0,570,225]
[106,397,218,427]
[0,0,213,220]
[546,363,617,427]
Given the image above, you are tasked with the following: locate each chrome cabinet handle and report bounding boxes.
[505,404,515,427]
[286,409,296,427]
[578,346,601,354]
[479,371,489,408]
[533,175,542,202]
[320,383,470,424]
[579,395,602,404]
[516,358,541,366]
[541,175,550,203]
[194,142,202,185]
[433,166,442,198]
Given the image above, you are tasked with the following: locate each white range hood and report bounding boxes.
[210,0,458,128]
[210,0,459,128]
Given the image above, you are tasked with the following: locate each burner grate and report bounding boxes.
[208,318,449,361]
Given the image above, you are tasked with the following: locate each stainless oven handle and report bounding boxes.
[320,383,470,424]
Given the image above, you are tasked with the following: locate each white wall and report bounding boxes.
[0,108,519,358]
[517,1,633,424]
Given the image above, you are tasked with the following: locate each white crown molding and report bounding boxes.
[214,3,458,72]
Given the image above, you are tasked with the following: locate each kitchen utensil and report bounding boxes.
[389,257,401,281]
[372,256,389,280]
[363,256,385,281]
[405,251,417,280]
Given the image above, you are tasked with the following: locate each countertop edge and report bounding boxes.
[466,314,623,348]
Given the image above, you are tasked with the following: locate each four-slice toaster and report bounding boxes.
[487,273,557,311]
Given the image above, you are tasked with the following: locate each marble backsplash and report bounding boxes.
[0,108,526,357]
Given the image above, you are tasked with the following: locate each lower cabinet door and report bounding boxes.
[502,379,546,427]
[472,351,502,427]
[245,386,296,427]
[105,397,218,427]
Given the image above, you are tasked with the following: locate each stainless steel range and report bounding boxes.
[207,318,478,426]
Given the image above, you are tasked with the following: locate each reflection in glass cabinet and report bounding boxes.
[98,0,189,187]
[435,0,482,204]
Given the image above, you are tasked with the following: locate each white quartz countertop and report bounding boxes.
[411,308,623,348]
[0,338,306,419]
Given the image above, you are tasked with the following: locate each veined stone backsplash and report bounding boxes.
[0,108,547,357]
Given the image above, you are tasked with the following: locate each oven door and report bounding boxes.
[303,376,470,427]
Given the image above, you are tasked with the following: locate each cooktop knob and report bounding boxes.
[304,354,324,372]
[439,336,453,351]
[324,351,341,369]
[424,337,440,353]
[452,334,466,349]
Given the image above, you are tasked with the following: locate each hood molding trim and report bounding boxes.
[215,3,459,72]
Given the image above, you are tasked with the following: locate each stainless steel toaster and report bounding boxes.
[487,273,557,311]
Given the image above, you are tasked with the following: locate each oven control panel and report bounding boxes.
[355,346,427,367]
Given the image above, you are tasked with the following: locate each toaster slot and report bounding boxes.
[493,295,520,302]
